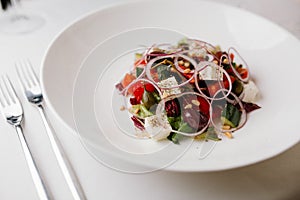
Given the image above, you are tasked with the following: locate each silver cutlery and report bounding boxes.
[16,60,87,200]
[0,75,50,200]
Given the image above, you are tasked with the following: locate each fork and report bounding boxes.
[0,75,50,200]
[16,60,87,200]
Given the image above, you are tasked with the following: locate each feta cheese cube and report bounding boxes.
[144,114,172,141]
[157,76,181,98]
[199,63,223,81]
[242,80,260,103]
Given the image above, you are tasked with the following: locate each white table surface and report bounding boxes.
[0,0,299,199]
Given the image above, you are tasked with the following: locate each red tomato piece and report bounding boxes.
[223,75,236,89]
[121,73,136,88]
[182,73,195,84]
[229,53,234,61]
[178,65,186,70]
[237,68,248,79]
[127,81,143,95]
[133,86,144,103]
[197,96,210,116]
[144,83,156,92]
[134,58,147,67]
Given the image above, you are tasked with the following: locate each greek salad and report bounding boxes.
[115,38,261,143]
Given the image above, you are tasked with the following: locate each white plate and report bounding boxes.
[41,0,300,172]
[73,28,195,173]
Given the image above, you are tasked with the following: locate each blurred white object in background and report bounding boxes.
[0,0,44,34]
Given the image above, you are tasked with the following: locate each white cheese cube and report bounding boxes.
[157,76,181,98]
[242,80,260,103]
[199,63,223,81]
[144,114,172,141]
[189,48,207,59]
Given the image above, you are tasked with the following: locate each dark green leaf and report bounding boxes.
[221,103,241,127]
[167,132,180,144]
[178,122,194,133]
[136,67,144,77]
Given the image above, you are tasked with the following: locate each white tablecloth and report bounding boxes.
[0,0,299,199]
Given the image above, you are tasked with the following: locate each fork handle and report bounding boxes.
[15,125,51,200]
[37,105,87,200]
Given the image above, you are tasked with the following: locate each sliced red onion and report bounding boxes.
[156,92,211,137]
[187,38,220,61]
[227,47,250,82]
[133,46,155,80]
[187,38,216,51]
[123,78,163,119]
[194,61,233,100]
[174,52,197,74]
[135,57,147,80]
[116,40,255,141]
[210,89,247,133]
[145,54,194,89]
[146,43,183,57]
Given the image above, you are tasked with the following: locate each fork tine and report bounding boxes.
[3,75,18,104]
[0,75,13,105]
[16,61,30,90]
[0,78,8,107]
[21,60,35,87]
[16,60,39,90]
[25,60,39,85]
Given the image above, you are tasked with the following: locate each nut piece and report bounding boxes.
[191,100,200,106]
[178,60,184,66]
[134,108,140,114]
[184,62,190,68]
[183,68,191,73]
[120,105,126,111]
[224,132,233,139]
[222,125,231,130]
[184,104,192,109]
